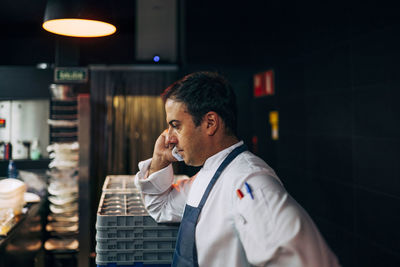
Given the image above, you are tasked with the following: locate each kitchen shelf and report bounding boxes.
[0,159,50,177]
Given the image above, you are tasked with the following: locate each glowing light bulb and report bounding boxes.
[153,55,160,62]
[43,19,116,37]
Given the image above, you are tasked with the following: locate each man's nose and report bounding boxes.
[166,128,178,146]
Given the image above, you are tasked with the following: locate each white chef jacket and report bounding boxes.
[135,141,340,267]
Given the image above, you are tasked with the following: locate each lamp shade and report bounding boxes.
[43,0,116,37]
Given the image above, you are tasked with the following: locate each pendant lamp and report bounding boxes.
[42,0,116,37]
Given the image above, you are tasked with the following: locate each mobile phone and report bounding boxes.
[172,146,184,161]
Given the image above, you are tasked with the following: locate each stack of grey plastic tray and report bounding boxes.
[96,175,178,267]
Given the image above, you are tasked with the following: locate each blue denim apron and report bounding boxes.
[172,144,247,267]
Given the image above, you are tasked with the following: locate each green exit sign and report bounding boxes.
[55,67,88,83]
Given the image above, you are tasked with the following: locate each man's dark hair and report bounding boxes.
[162,71,237,136]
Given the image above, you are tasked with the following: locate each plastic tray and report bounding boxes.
[97,214,160,228]
[96,225,179,239]
[97,192,146,216]
[102,175,137,193]
[96,237,176,250]
[97,263,171,267]
[96,175,178,267]
[96,249,173,266]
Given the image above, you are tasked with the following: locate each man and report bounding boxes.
[134,72,340,267]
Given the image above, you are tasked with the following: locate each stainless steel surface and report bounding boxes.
[0,101,11,160]
[11,100,50,159]
[78,94,91,267]
[0,100,50,160]
[0,101,11,145]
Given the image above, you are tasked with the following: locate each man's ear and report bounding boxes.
[203,111,219,136]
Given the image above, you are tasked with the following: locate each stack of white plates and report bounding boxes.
[45,142,80,251]
[46,169,79,236]
[47,142,79,170]
[0,178,27,215]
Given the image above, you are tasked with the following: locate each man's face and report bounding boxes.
[165,99,206,166]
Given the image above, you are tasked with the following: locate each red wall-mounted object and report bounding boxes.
[253,69,275,97]
[252,135,258,154]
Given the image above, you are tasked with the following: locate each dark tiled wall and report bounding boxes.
[253,14,400,267]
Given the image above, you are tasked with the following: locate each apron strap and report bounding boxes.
[172,143,248,267]
[197,144,247,210]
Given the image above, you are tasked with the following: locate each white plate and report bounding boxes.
[24,192,40,203]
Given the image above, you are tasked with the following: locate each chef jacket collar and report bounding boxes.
[201,141,244,171]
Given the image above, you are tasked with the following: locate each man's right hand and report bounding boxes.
[148,130,177,176]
